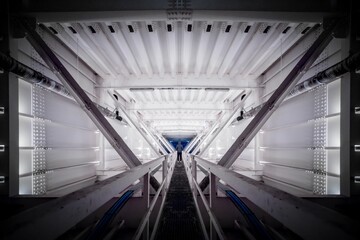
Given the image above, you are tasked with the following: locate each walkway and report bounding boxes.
[154,161,204,240]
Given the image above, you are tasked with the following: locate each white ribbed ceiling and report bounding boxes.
[44,20,315,138]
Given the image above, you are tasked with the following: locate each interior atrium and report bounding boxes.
[0,0,360,239]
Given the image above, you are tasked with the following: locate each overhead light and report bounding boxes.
[129,88,155,92]
[204,88,230,92]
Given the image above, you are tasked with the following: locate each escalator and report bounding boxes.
[154,161,205,240]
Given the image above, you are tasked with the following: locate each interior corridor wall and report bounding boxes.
[18,26,100,196]
[259,28,342,196]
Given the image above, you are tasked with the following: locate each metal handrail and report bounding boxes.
[183,155,210,240]
[4,154,171,240]
[183,154,226,240]
[133,153,177,240]
[193,155,359,240]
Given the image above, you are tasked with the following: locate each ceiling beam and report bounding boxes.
[98,73,261,89]
[11,0,347,22]
[127,102,232,111]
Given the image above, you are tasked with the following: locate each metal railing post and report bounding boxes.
[143,172,150,240]
[162,156,168,194]
[209,172,217,240]
[191,156,197,195]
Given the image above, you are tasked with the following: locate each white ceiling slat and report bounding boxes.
[93,23,130,78]
[217,22,249,78]
[236,23,286,77]
[71,23,120,78]
[158,89,166,102]
[49,18,314,138]
[154,89,161,102]
[181,89,186,102]
[143,21,165,77]
[194,22,211,77]
[229,23,266,78]
[167,22,177,78]
[111,22,142,77]
[206,22,228,76]
[182,22,192,77]
[65,23,116,77]
[122,22,153,77]
[252,23,310,76]
[197,88,204,102]
[50,23,109,79]
[241,23,288,76]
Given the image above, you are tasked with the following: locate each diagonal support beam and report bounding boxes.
[199,20,340,191]
[218,21,339,168]
[199,91,251,156]
[19,19,162,188]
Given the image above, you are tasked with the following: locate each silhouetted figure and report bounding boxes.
[176,141,183,162]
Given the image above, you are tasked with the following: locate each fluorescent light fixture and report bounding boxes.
[355,145,360,152]
[355,176,360,183]
[0,176,4,183]
[355,107,360,114]
[129,88,155,92]
[0,107,4,114]
[0,145,4,152]
[204,88,230,92]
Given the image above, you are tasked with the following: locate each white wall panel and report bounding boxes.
[19,80,32,115]
[19,150,32,175]
[45,122,98,148]
[19,176,32,195]
[19,116,32,147]
[327,150,340,176]
[263,91,315,130]
[46,165,96,191]
[328,79,341,115]
[44,88,96,130]
[259,149,313,170]
[327,115,340,147]
[263,176,313,196]
[46,149,98,170]
[261,122,314,148]
[263,165,313,191]
[327,176,340,194]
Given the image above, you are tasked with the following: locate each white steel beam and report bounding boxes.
[97,73,260,89]
[199,91,250,155]
[127,102,232,111]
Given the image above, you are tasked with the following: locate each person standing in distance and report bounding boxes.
[176,141,183,163]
